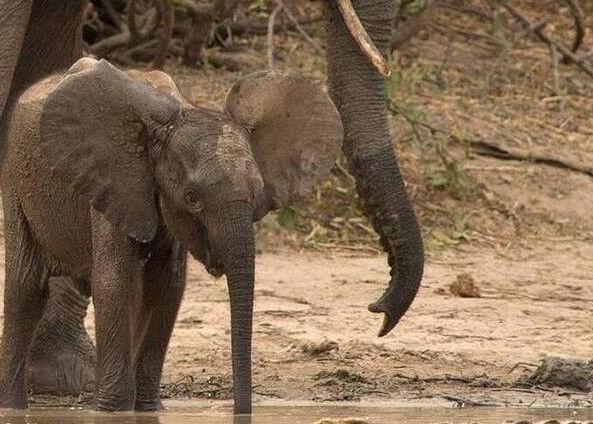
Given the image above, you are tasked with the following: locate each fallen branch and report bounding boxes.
[214,15,321,37]
[152,0,173,69]
[389,103,593,178]
[89,6,160,56]
[267,2,284,69]
[441,1,494,21]
[442,395,500,407]
[470,140,593,178]
[97,0,124,31]
[562,0,586,63]
[391,0,436,50]
[127,0,140,45]
[182,0,241,66]
[279,0,323,55]
[496,0,593,79]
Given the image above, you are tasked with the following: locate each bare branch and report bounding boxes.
[498,1,593,79]
[391,0,436,51]
[182,0,241,66]
[212,0,241,22]
[127,0,139,45]
[213,15,321,38]
[279,0,323,55]
[549,43,560,94]
[152,0,173,69]
[98,0,124,31]
[561,0,586,63]
[267,2,284,69]
[90,5,159,57]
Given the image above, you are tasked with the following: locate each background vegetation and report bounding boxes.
[82,0,593,255]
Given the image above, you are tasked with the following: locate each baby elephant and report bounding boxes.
[0,58,342,413]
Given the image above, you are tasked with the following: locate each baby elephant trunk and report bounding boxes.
[207,204,255,415]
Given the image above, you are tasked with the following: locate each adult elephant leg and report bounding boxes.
[0,0,86,161]
[1,0,96,395]
[27,277,95,395]
[325,0,424,337]
[0,183,48,408]
[0,0,33,123]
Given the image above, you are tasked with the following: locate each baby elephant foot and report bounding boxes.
[135,398,164,411]
[95,382,136,412]
[95,396,135,412]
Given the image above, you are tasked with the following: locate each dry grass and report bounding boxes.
[168,0,593,255]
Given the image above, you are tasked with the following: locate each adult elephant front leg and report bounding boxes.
[0,0,32,123]
[325,0,424,336]
[0,183,49,408]
[27,277,95,395]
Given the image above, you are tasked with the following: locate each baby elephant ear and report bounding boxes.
[225,71,343,210]
[40,59,180,242]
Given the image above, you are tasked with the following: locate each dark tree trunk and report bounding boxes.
[324,0,424,337]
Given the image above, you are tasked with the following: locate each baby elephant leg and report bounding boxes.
[91,208,143,411]
[0,199,49,408]
[27,277,95,395]
[133,239,186,411]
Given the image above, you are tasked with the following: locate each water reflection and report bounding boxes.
[0,414,163,424]
[233,415,251,424]
[1,406,592,424]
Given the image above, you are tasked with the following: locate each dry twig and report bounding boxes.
[496,0,593,79]
[152,0,173,69]
[562,0,586,63]
[389,103,593,178]
[267,2,284,69]
[90,4,160,56]
[98,0,124,31]
[279,0,324,55]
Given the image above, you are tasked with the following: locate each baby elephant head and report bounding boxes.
[40,58,342,414]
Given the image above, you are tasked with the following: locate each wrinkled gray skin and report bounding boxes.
[0,0,424,416]
[0,57,341,412]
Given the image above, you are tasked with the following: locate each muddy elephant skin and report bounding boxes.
[0,0,425,416]
[0,58,342,413]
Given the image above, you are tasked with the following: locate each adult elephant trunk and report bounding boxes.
[325,1,424,337]
[207,203,255,415]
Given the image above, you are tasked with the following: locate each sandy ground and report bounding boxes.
[161,241,593,408]
[41,240,579,409]
[0,228,591,410]
[0,2,592,417]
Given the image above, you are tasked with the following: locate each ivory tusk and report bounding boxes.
[336,0,392,77]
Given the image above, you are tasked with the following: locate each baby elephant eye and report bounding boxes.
[184,191,204,212]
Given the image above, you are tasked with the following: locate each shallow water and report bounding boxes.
[1,404,593,424]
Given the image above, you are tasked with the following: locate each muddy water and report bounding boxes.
[1,404,593,424]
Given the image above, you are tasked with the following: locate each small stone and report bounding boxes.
[449,273,481,298]
[301,340,339,356]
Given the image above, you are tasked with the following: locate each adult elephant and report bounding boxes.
[0,0,424,412]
